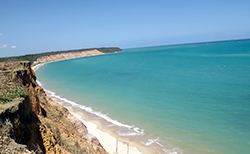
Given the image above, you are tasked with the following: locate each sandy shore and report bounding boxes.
[51,99,143,154]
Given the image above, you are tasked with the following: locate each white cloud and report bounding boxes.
[0,33,2,37]
[11,45,17,49]
[0,44,8,49]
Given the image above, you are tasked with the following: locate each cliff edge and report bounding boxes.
[34,49,105,64]
[0,61,109,154]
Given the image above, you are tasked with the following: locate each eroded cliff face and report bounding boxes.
[0,61,108,154]
[35,49,105,64]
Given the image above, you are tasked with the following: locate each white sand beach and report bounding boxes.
[55,99,143,154]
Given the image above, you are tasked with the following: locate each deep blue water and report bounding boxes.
[36,39,250,154]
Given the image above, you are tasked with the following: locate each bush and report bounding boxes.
[0,88,28,103]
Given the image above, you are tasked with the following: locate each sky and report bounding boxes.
[0,0,250,57]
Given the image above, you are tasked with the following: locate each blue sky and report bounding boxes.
[0,0,250,57]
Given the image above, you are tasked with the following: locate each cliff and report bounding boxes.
[34,49,105,64]
[0,61,109,154]
[0,47,122,63]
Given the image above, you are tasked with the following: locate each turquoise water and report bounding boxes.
[36,39,250,154]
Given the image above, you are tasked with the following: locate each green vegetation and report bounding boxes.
[0,47,122,63]
[0,88,28,103]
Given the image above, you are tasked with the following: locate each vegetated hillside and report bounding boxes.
[0,47,122,63]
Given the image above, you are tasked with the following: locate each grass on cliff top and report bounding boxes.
[0,88,27,104]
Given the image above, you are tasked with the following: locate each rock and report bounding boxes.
[0,61,109,154]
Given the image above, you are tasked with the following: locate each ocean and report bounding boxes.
[35,39,250,154]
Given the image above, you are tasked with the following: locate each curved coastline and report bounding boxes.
[33,52,171,154]
[37,86,145,154]
[32,53,147,154]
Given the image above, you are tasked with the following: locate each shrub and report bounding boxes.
[0,88,28,103]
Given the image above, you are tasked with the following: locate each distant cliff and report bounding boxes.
[34,49,104,64]
[0,61,109,154]
[0,47,122,63]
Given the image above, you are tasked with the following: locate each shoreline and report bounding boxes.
[53,98,145,154]
[37,80,161,154]
[32,61,159,153]
[32,52,169,154]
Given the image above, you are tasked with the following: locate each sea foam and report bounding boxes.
[37,79,144,137]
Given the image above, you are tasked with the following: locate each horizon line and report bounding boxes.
[123,37,250,50]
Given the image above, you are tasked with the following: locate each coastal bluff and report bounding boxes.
[35,49,104,63]
[0,47,122,64]
[0,61,109,153]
